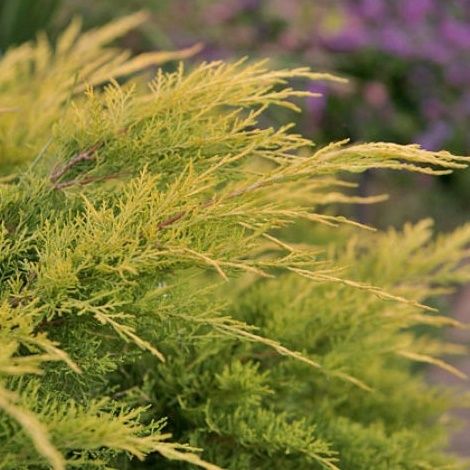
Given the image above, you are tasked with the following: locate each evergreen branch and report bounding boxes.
[397,350,467,379]
[0,386,65,470]
[50,142,102,185]
[94,312,166,362]
[153,441,224,470]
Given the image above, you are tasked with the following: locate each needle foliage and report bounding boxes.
[0,14,469,470]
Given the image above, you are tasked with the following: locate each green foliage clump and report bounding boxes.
[0,15,469,470]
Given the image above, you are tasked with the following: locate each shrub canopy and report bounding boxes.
[0,14,469,470]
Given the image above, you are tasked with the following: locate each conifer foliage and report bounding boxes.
[0,14,469,470]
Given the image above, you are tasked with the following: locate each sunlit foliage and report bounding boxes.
[0,15,469,470]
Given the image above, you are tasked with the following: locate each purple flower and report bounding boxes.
[398,0,433,24]
[422,98,444,121]
[322,17,369,52]
[419,40,452,64]
[458,92,470,117]
[378,26,413,56]
[240,0,261,11]
[416,120,450,150]
[441,18,470,48]
[203,1,241,24]
[446,62,470,86]
[355,0,387,21]
[278,34,297,50]
[363,81,389,108]
[306,83,327,119]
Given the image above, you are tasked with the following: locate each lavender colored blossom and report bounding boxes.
[378,26,413,56]
[441,18,470,48]
[355,0,386,21]
[306,82,328,118]
[416,120,451,151]
[421,98,444,122]
[203,1,240,24]
[363,82,388,108]
[419,41,452,64]
[446,62,470,86]
[322,17,370,52]
[398,0,433,24]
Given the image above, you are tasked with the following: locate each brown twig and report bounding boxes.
[50,142,102,187]
[35,317,68,333]
[53,172,127,190]
[157,211,186,229]
[8,295,32,309]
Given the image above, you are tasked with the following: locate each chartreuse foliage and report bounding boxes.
[0,14,469,470]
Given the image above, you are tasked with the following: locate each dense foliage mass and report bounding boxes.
[0,15,469,469]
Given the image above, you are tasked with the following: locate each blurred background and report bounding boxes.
[1,0,469,455]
